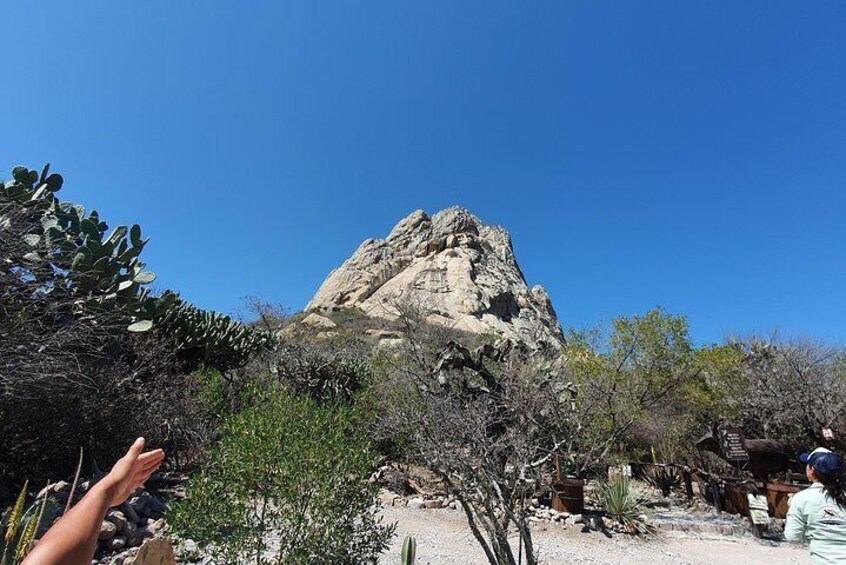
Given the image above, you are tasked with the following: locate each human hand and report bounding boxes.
[98,438,165,508]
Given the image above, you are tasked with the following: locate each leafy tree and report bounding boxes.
[171,386,394,565]
[560,308,742,470]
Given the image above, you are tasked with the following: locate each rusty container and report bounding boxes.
[765,483,805,519]
[721,482,749,515]
[551,479,585,513]
[721,481,807,519]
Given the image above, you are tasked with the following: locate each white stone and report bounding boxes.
[300,313,337,329]
[124,537,176,565]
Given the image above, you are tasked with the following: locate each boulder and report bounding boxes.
[121,502,141,526]
[306,207,563,347]
[145,518,166,535]
[300,313,337,330]
[124,537,176,565]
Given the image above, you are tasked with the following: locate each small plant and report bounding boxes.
[1,481,28,565]
[644,465,681,497]
[1,482,52,565]
[401,535,416,565]
[596,478,654,536]
[14,492,50,563]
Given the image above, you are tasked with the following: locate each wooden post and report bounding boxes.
[683,467,694,502]
[710,476,722,514]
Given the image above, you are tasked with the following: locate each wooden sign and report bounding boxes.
[747,493,770,525]
[719,426,749,462]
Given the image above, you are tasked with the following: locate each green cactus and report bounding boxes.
[2,165,272,371]
[149,295,271,370]
[1,166,159,330]
[401,535,416,565]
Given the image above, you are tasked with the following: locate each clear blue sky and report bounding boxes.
[3,2,844,344]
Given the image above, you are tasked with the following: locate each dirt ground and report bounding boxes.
[378,505,811,565]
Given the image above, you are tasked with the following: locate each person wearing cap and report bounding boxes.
[785,447,846,563]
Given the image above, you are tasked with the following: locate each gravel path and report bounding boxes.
[378,506,811,565]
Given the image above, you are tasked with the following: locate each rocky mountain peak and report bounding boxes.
[307,207,563,346]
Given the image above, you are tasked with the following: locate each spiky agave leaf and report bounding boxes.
[597,478,655,536]
[1,481,29,565]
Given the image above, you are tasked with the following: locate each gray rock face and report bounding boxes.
[307,207,563,346]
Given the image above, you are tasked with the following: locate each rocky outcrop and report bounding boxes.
[307,207,563,346]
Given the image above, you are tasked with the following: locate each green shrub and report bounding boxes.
[170,387,394,564]
[596,478,654,536]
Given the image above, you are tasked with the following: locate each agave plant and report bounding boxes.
[644,465,681,497]
[596,478,654,536]
[13,493,50,563]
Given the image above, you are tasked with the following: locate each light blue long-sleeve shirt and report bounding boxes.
[785,483,846,564]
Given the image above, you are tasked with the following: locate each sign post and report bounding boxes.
[747,493,769,538]
[719,427,750,463]
[718,426,768,536]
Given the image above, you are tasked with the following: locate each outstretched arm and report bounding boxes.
[22,438,164,565]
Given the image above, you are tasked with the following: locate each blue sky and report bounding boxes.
[3,1,844,344]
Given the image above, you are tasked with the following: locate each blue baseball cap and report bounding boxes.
[800,447,843,476]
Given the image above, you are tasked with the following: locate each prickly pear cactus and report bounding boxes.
[0,164,160,330]
[1,165,272,371]
[153,296,272,370]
